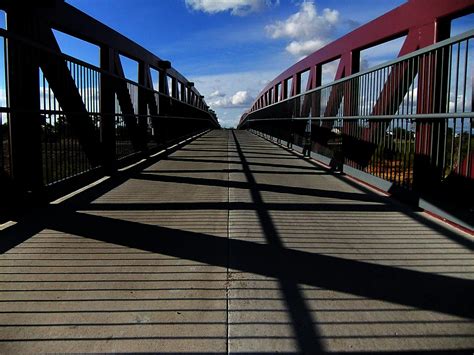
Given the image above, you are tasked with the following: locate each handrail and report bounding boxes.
[245,0,474,117]
[240,23,473,223]
[247,112,474,122]
[0,1,215,116]
[242,29,474,121]
[0,29,217,121]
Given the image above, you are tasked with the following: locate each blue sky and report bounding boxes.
[1,1,473,127]
[55,0,410,127]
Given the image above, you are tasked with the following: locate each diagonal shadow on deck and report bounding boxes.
[0,130,472,354]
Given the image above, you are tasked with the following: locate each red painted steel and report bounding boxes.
[242,0,474,121]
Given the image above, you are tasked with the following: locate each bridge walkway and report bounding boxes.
[0,130,472,353]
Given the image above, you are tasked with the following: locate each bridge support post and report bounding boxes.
[413,22,450,194]
[158,62,171,145]
[6,12,44,200]
[100,47,117,174]
[138,62,152,155]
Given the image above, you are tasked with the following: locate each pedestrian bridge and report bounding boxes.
[1,129,472,353]
[0,0,473,353]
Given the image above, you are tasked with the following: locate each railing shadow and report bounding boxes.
[255,131,474,252]
[0,129,472,353]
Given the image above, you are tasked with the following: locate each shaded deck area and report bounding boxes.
[0,130,473,353]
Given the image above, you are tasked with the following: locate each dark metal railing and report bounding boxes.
[0,3,219,201]
[240,30,473,218]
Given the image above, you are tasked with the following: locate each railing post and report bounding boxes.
[341,50,360,169]
[180,82,186,102]
[413,25,450,193]
[100,46,116,174]
[6,12,44,199]
[312,64,322,156]
[158,64,168,95]
[138,61,150,155]
[171,77,178,99]
[158,60,171,144]
[287,116,294,149]
[186,82,194,105]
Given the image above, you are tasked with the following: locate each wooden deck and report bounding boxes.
[0,130,473,353]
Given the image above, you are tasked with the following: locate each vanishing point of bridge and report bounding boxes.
[0,0,473,353]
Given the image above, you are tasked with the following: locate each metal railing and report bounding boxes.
[240,30,473,214]
[0,28,218,192]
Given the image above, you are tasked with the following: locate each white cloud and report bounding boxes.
[192,70,279,127]
[209,90,226,98]
[266,3,338,39]
[321,59,339,84]
[266,1,339,57]
[210,90,254,108]
[185,0,278,16]
[285,39,326,57]
[231,90,252,105]
[210,97,228,107]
